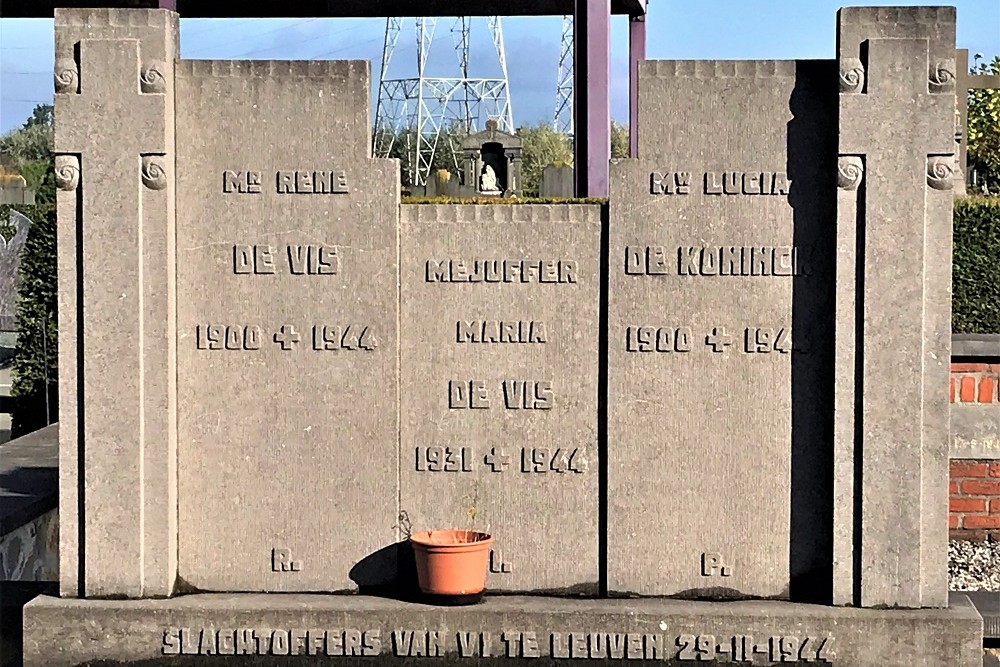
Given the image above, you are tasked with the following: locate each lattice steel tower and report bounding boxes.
[553,15,574,134]
[374,17,514,188]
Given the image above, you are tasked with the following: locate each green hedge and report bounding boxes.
[2,181,58,439]
[953,196,1000,334]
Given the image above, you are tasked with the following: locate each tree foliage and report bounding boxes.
[515,123,574,197]
[610,121,630,159]
[0,104,54,169]
[4,165,58,438]
[968,55,1000,194]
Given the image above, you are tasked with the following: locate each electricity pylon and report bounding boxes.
[374,17,514,187]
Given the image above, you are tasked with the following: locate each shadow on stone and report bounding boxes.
[0,581,55,667]
[786,60,837,604]
[349,540,421,602]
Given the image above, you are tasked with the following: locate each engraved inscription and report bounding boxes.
[701,552,732,577]
[277,170,349,194]
[626,326,804,354]
[414,446,588,474]
[274,324,301,350]
[271,547,301,572]
[223,171,262,194]
[625,246,807,276]
[650,171,691,194]
[426,259,576,283]
[457,320,547,344]
[415,446,473,472]
[161,627,834,661]
[704,171,789,195]
[233,244,339,274]
[625,326,693,352]
[490,549,512,573]
[503,380,554,409]
[196,325,263,351]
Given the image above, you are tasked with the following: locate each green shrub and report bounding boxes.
[953,196,1000,334]
[2,169,58,439]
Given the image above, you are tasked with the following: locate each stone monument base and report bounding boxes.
[23,593,983,666]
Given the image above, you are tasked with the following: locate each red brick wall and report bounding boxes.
[950,362,999,404]
[949,361,1000,540]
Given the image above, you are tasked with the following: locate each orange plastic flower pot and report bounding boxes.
[409,530,494,597]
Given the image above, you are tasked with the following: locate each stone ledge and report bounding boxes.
[963,591,1000,639]
[22,593,983,667]
[953,334,1000,360]
[0,423,58,537]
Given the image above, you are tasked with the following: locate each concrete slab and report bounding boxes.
[22,593,984,666]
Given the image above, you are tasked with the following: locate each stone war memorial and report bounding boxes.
[21,5,986,666]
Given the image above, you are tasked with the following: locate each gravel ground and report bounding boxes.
[949,539,1000,591]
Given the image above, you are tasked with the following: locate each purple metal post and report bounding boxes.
[573,0,611,197]
[628,15,645,158]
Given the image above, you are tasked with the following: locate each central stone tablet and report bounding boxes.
[608,60,837,598]
[400,205,601,592]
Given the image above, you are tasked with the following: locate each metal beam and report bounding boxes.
[628,15,645,158]
[1,0,646,18]
[573,0,610,197]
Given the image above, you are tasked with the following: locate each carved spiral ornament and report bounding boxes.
[929,61,956,93]
[926,156,955,191]
[54,59,79,94]
[837,156,864,191]
[141,155,167,190]
[839,58,865,94]
[140,61,167,94]
[54,155,80,191]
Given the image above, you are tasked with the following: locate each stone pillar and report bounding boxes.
[834,7,955,608]
[55,8,178,598]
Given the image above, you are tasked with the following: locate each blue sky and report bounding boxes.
[1,0,997,133]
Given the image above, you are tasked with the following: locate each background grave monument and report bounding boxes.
[22,5,984,666]
[0,209,31,333]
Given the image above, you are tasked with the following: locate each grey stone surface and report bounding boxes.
[835,7,955,609]
[608,60,836,599]
[174,59,399,593]
[0,508,57,581]
[950,542,1000,594]
[55,7,179,599]
[953,334,1000,359]
[951,405,1000,460]
[539,165,574,198]
[399,204,600,593]
[21,593,984,666]
[0,209,30,333]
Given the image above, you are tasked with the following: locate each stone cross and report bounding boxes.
[835,8,955,609]
[54,8,177,599]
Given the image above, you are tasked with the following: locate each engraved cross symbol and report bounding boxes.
[484,447,511,472]
[274,324,301,350]
[706,327,733,352]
